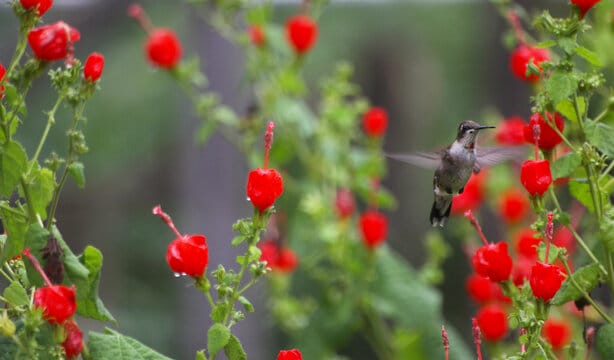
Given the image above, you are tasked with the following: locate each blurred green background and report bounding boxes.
[0,0,560,358]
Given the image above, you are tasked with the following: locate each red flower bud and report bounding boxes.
[62,321,83,359]
[509,45,549,82]
[476,304,509,342]
[83,52,105,82]
[529,262,564,301]
[362,107,388,138]
[571,0,602,18]
[285,15,317,54]
[20,0,53,16]
[498,188,530,223]
[465,273,498,304]
[166,234,209,277]
[278,349,302,360]
[258,240,298,273]
[0,64,5,100]
[495,116,526,145]
[523,113,564,151]
[451,171,486,215]
[520,159,552,196]
[472,242,513,282]
[33,284,76,324]
[248,25,265,47]
[335,188,355,219]
[28,21,80,62]
[145,28,182,69]
[359,210,388,249]
[515,228,542,259]
[246,168,284,212]
[542,318,572,349]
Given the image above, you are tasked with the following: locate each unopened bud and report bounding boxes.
[0,312,15,337]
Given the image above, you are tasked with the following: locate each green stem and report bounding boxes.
[561,259,613,323]
[360,303,395,360]
[573,95,586,135]
[0,203,27,219]
[600,160,614,183]
[19,177,36,221]
[29,95,64,176]
[46,102,84,231]
[548,187,606,275]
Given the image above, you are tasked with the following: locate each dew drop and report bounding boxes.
[173,272,181,278]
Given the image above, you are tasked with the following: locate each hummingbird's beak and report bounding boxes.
[476,125,496,131]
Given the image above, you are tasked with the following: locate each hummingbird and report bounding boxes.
[388,120,524,227]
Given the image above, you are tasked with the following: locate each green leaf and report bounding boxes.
[555,97,585,123]
[67,162,85,188]
[238,296,254,313]
[601,209,614,253]
[546,70,578,106]
[550,263,601,305]
[557,37,577,55]
[576,46,603,67]
[596,324,614,360]
[0,206,28,264]
[195,351,207,360]
[196,120,220,145]
[20,166,55,219]
[0,141,27,197]
[4,84,26,115]
[211,303,227,323]
[76,245,116,322]
[224,334,247,360]
[569,180,597,213]
[3,282,28,307]
[207,323,231,358]
[88,328,173,360]
[551,152,581,179]
[231,235,246,247]
[585,122,614,158]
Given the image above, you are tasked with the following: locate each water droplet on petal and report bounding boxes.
[246,197,251,202]
[173,272,181,278]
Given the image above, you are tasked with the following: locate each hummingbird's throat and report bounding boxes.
[465,142,475,150]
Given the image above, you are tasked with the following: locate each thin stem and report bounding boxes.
[361,303,395,360]
[599,159,614,183]
[29,95,64,175]
[19,177,36,221]
[0,203,27,219]
[548,187,607,274]
[543,112,576,150]
[561,259,613,323]
[464,210,489,245]
[472,318,483,360]
[573,95,587,135]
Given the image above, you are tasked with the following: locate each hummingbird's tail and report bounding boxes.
[430,197,453,227]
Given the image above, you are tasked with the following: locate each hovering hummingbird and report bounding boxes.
[388,120,524,227]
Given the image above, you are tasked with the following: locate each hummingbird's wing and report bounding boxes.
[386,151,442,169]
[476,146,527,168]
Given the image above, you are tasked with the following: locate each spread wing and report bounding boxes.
[386,151,442,169]
[476,146,527,168]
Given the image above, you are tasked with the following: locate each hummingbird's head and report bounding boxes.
[456,120,495,148]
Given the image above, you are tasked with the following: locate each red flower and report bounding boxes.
[476,304,509,342]
[571,0,602,18]
[451,171,487,215]
[359,210,388,249]
[553,226,576,254]
[0,64,5,100]
[62,321,83,359]
[520,159,552,196]
[495,116,526,145]
[335,188,355,219]
[83,52,105,82]
[20,0,53,16]
[145,29,182,69]
[247,168,284,212]
[498,188,530,223]
[28,21,80,62]
[542,318,572,349]
[248,25,265,47]
[515,228,541,259]
[362,107,388,137]
[529,262,564,301]
[509,45,550,82]
[166,235,209,277]
[286,15,317,54]
[472,242,513,282]
[466,273,499,304]
[258,240,298,273]
[33,285,76,324]
[523,113,564,151]
[278,349,302,360]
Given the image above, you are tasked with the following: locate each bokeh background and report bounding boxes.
[0,0,565,358]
